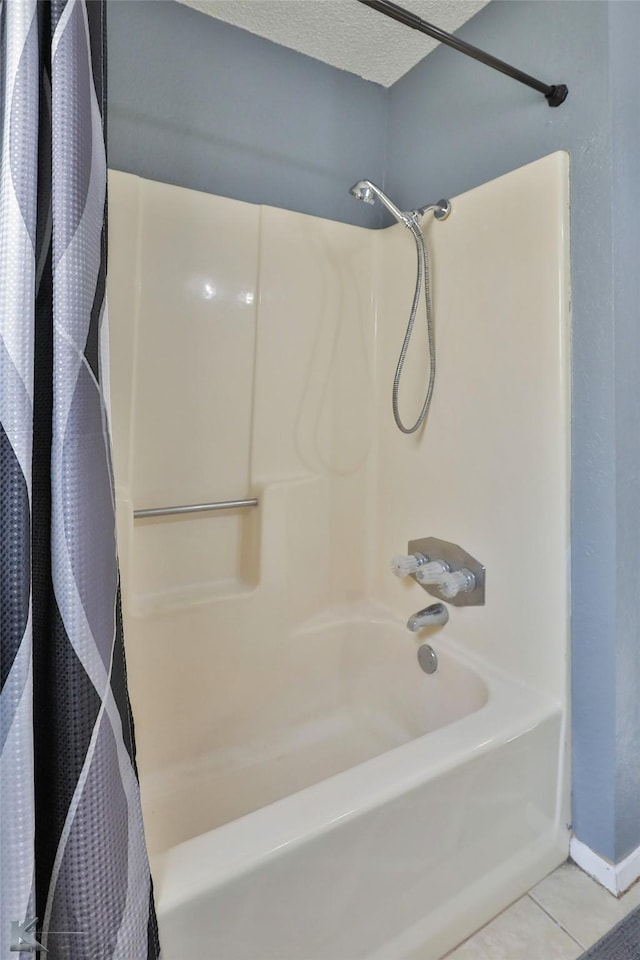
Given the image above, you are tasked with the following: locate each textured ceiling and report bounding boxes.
[178,0,489,87]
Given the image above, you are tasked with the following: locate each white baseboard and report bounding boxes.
[570,836,640,896]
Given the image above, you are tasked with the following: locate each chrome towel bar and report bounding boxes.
[133,499,258,519]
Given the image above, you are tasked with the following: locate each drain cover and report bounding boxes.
[417,644,438,674]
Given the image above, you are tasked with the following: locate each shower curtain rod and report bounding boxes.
[356,0,568,107]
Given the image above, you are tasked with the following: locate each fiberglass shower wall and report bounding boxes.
[373,151,570,702]
[108,176,260,608]
[108,173,376,851]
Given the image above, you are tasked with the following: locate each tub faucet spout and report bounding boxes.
[407,602,449,632]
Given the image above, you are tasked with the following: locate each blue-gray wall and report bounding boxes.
[108,0,640,864]
[610,1,640,862]
[107,0,387,228]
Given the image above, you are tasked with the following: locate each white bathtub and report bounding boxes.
[147,612,567,960]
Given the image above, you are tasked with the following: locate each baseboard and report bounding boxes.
[570,836,640,896]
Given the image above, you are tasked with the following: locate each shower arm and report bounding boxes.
[356,0,568,107]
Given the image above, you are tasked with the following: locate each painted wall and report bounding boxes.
[386,0,638,863]
[106,0,387,228]
[609,0,640,863]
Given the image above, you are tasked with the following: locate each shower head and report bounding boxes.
[349,179,452,227]
[349,180,377,206]
[349,179,412,227]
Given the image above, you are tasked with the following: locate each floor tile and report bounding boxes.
[530,861,640,949]
[619,877,640,911]
[443,895,582,959]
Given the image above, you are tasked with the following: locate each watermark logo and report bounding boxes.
[10,918,47,953]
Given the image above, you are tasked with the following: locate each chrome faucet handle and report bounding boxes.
[440,568,476,599]
[391,553,428,577]
[414,559,449,585]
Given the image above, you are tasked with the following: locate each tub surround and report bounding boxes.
[108,150,571,958]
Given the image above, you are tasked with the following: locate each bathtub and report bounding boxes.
[146,609,567,960]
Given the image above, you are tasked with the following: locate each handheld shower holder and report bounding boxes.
[400,199,452,232]
[407,537,486,607]
[416,199,451,223]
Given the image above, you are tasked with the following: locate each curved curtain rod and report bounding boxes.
[356,0,568,107]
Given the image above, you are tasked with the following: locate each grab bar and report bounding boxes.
[133,499,259,520]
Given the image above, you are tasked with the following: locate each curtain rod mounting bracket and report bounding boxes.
[546,84,569,107]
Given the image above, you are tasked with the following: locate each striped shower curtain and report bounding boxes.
[0,2,160,957]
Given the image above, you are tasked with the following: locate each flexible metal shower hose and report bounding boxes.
[392,222,435,434]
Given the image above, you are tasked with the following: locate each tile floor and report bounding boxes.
[442,861,640,959]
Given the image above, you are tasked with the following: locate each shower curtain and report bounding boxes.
[0,2,160,957]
